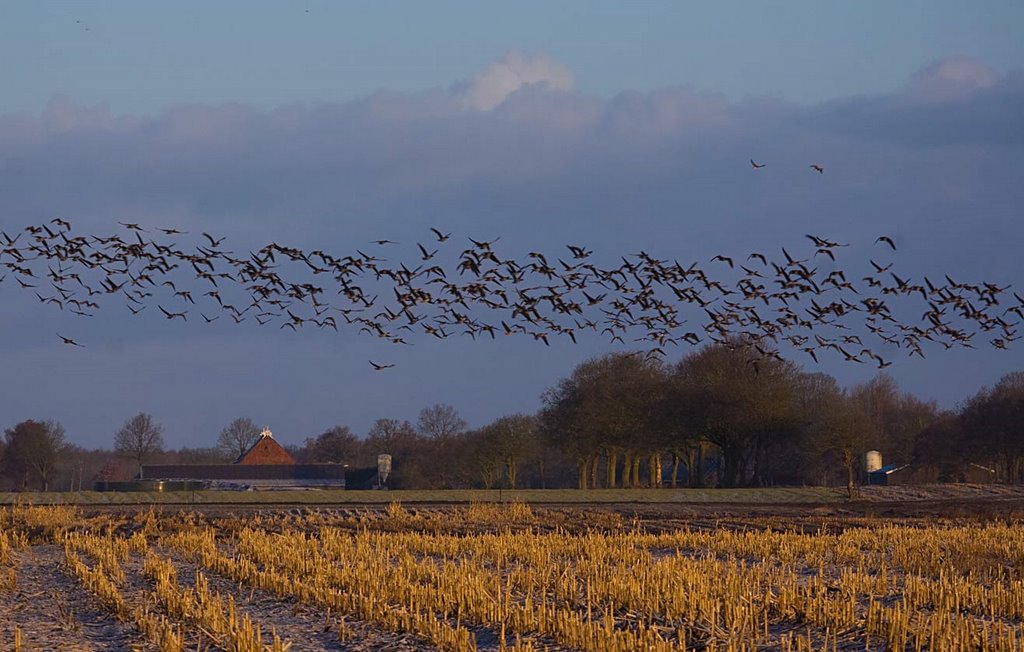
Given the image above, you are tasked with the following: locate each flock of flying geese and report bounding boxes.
[1,204,1019,372]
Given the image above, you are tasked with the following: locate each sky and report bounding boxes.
[0,3,1022,449]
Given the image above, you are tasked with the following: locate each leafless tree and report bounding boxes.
[959,372,1024,482]
[217,417,261,461]
[415,404,467,488]
[540,353,664,489]
[479,414,538,489]
[417,404,466,441]
[114,413,165,474]
[3,419,67,491]
[672,343,805,488]
[362,418,430,488]
[301,425,360,463]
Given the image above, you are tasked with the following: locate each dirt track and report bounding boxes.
[73,488,1024,531]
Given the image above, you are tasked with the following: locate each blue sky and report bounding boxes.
[0,3,1022,449]
[2,2,1023,113]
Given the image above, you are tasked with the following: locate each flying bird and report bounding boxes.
[369,360,395,371]
[875,236,897,250]
[202,232,226,247]
[430,227,451,242]
[809,165,824,174]
[417,243,438,261]
[158,305,187,320]
[750,159,766,169]
[57,333,84,347]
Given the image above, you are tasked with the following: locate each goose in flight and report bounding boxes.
[57,333,84,347]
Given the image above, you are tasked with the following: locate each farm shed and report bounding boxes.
[139,463,347,490]
[129,429,346,490]
[867,464,912,486]
[867,462,998,486]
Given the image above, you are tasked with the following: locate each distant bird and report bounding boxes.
[202,232,226,247]
[57,333,84,347]
[567,245,592,259]
[372,240,398,246]
[809,164,824,174]
[158,305,187,320]
[469,236,500,249]
[750,159,766,169]
[5,217,1014,369]
[875,236,897,250]
[417,243,438,261]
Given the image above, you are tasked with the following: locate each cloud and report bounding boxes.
[0,54,1019,254]
[456,51,574,111]
[0,54,1022,447]
[797,57,1024,148]
[906,56,998,102]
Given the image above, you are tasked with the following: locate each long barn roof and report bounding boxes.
[141,464,345,480]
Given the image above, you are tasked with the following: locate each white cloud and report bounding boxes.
[458,51,574,111]
[906,56,997,102]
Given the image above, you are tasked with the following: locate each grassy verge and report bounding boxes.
[0,486,851,506]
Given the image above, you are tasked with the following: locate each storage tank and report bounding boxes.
[864,450,883,473]
[377,454,392,487]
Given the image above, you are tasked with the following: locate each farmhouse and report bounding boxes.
[140,428,347,490]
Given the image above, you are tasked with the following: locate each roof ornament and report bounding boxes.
[260,427,273,438]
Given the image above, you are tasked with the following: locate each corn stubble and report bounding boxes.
[1,504,1023,650]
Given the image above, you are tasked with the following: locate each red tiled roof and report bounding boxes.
[235,433,295,465]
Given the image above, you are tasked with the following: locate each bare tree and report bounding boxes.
[539,353,665,489]
[416,404,467,488]
[672,343,804,488]
[823,398,876,498]
[960,372,1024,483]
[114,413,165,474]
[301,426,360,463]
[3,419,67,491]
[217,417,261,461]
[417,404,467,440]
[482,414,538,489]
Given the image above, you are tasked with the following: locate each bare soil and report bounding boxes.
[0,545,151,651]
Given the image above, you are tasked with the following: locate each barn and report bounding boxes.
[139,428,347,490]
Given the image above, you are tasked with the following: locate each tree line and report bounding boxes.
[2,343,1022,492]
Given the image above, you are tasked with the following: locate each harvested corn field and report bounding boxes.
[0,504,1022,650]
